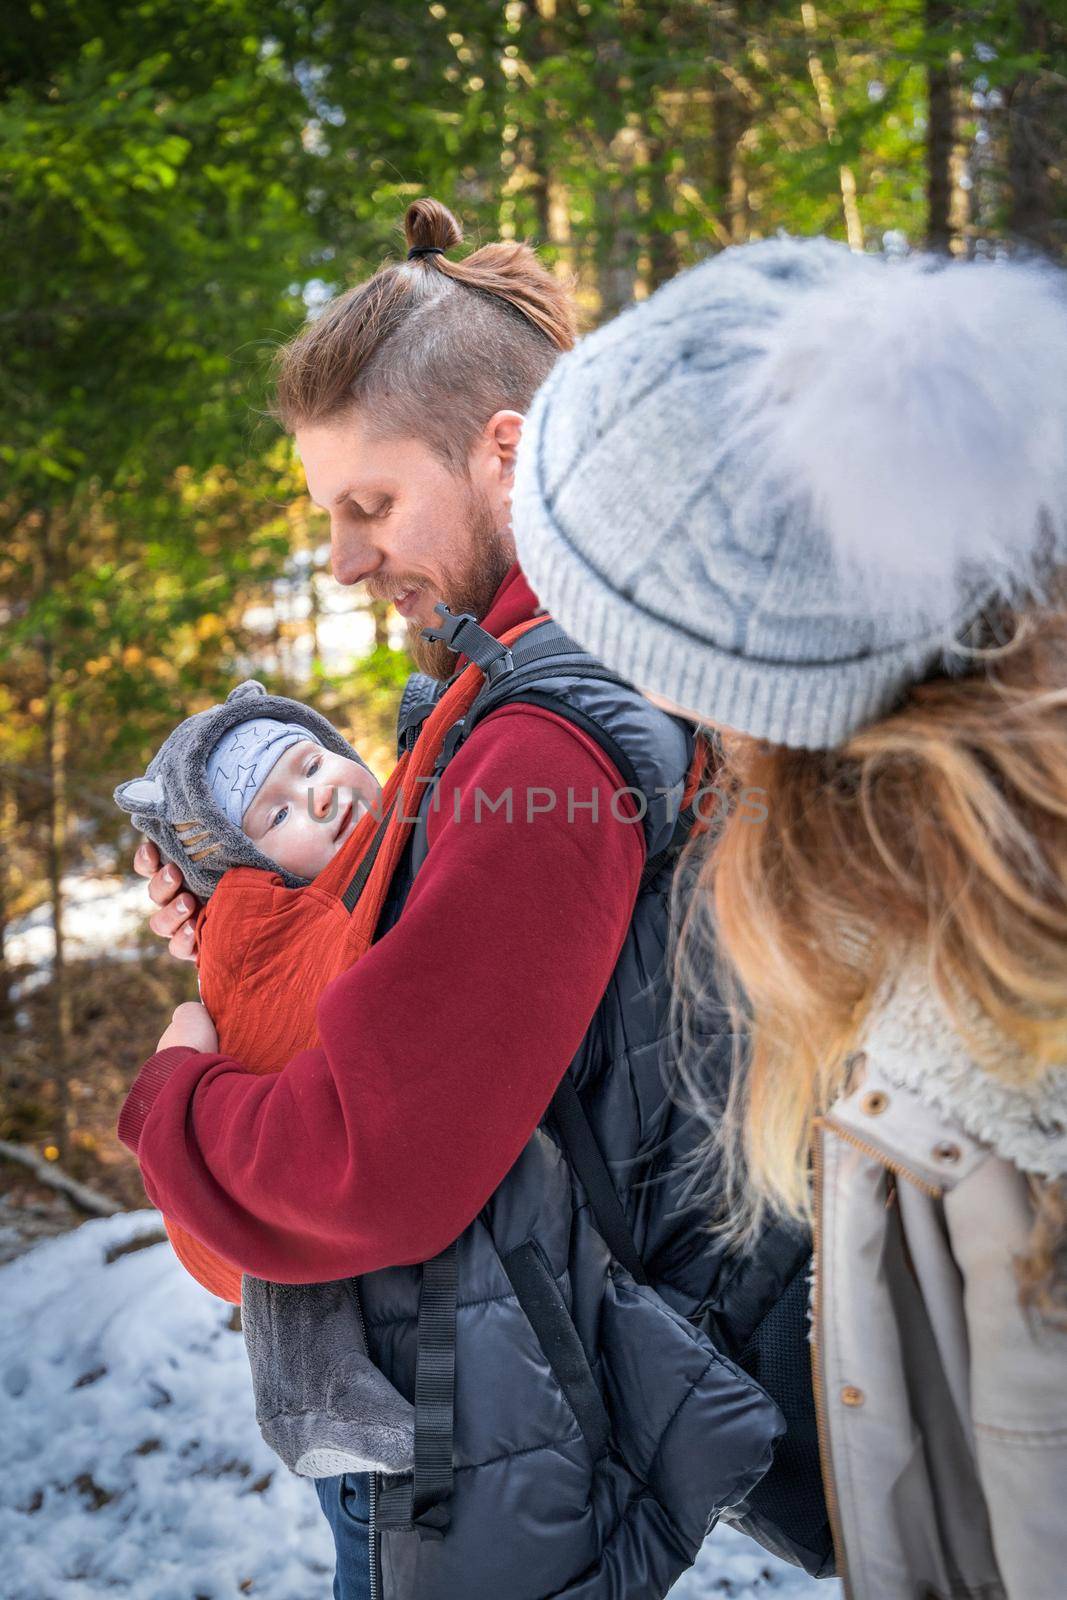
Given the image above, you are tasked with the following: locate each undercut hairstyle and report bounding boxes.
[274,197,576,471]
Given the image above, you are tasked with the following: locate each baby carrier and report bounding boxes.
[158,605,831,1596]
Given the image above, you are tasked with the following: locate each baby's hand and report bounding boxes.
[155,1001,219,1055]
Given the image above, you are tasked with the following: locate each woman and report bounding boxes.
[512,237,1067,1598]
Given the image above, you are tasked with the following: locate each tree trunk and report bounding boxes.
[948,74,974,257]
[519,17,575,284]
[371,598,391,652]
[594,114,641,316]
[926,0,955,251]
[1007,0,1061,252]
[709,3,750,246]
[307,560,322,674]
[0,769,15,1028]
[295,505,321,676]
[590,10,640,319]
[34,506,75,1164]
[801,2,863,250]
[644,130,681,289]
[598,173,641,315]
[0,1139,121,1217]
[44,653,73,1164]
[711,76,740,242]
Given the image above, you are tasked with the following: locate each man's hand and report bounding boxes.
[156,1001,218,1055]
[134,839,201,962]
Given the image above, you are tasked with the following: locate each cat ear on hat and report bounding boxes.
[113,776,166,816]
[226,680,268,704]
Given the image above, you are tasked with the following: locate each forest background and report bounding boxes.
[1,0,1065,1222]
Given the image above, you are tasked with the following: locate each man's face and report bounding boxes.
[296,411,517,678]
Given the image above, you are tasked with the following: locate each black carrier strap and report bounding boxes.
[549,1074,649,1286]
[396,671,445,756]
[340,795,397,913]
[375,1239,459,1541]
[369,608,692,1540]
[444,618,650,812]
[639,798,698,891]
[464,626,634,733]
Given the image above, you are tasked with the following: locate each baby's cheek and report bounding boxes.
[357,769,382,814]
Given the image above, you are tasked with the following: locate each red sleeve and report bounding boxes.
[118,705,645,1281]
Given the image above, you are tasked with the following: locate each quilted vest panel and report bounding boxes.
[353,657,794,1597]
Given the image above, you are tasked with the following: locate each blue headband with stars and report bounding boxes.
[205,717,325,832]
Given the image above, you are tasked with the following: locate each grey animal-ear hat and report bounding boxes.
[512,237,1067,750]
[114,680,371,901]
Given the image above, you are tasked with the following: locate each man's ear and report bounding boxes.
[480,409,524,487]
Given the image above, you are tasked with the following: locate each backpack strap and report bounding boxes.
[396,671,445,756]
[462,616,634,729]
[335,612,550,929]
[548,1074,649,1286]
[375,1238,459,1542]
[547,737,713,1273]
[362,610,707,1540]
[638,796,698,891]
[339,795,397,914]
[424,615,666,829]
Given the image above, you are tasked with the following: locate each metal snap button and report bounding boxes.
[932,1141,961,1164]
[860,1089,888,1116]
[840,1385,865,1407]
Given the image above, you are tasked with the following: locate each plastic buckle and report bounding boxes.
[422,603,514,683]
[421,602,475,650]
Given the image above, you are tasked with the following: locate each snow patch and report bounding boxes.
[0,1214,830,1598]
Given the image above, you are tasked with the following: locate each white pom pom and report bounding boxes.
[730,251,1067,618]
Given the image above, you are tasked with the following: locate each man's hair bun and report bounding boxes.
[405,197,462,258]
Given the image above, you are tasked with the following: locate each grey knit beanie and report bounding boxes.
[513,238,1067,750]
[113,680,372,901]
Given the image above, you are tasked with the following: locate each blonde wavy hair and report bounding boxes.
[670,595,1067,1316]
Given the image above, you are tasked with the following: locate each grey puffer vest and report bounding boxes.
[332,615,821,1597]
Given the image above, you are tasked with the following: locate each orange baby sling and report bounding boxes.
[160,613,711,1303]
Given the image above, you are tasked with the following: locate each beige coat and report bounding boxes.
[812,968,1067,1600]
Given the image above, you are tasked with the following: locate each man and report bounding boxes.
[119,199,647,1283]
[120,201,814,1597]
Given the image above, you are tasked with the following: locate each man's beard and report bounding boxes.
[407,484,514,680]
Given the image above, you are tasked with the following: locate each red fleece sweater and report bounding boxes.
[118,565,645,1282]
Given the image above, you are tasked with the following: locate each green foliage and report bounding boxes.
[1,0,1064,902]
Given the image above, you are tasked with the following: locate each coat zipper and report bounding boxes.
[352,1281,382,1600]
[369,1472,380,1600]
[809,1124,852,1600]
[816,1115,944,1201]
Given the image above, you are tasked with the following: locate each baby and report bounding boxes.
[115,678,382,897]
[115,679,417,1482]
[206,713,380,875]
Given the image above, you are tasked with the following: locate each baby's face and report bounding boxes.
[240,739,382,878]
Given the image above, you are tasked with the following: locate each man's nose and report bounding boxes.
[330,519,382,588]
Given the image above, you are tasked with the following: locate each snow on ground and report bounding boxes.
[669,1530,832,1600]
[6,870,151,1003]
[0,1213,832,1600]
